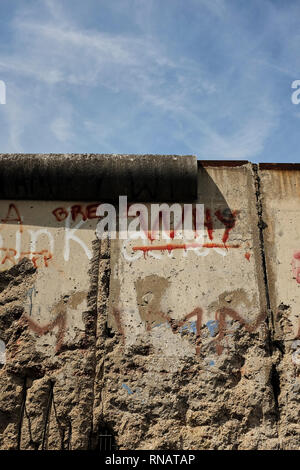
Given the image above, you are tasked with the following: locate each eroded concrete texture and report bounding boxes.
[0,201,99,449]
[0,163,299,450]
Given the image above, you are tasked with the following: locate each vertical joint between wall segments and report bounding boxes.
[88,237,102,450]
[252,164,272,315]
[98,239,111,417]
[252,164,282,433]
[90,238,111,450]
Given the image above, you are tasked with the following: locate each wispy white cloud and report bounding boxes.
[50,107,74,143]
[0,0,298,161]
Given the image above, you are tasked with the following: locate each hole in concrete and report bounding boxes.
[104,322,115,339]
[97,422,118,451]
[270,364,280,412]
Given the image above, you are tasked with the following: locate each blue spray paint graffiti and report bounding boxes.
[179,321,197,334]
[122,383,134,395]
[206,320,219,337]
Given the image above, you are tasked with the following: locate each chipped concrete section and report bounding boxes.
[0,155,299,450]
[0,200,99,449]
[100,162,277,450]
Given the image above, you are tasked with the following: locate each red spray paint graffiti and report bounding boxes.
[131,207,240,256]
[0,248,53,269]
[292,251,300,284]
[215,210,239,244]
[214,307,267,355]
[22,291,87,352]
[1,203,23,232]
[111,305,266,357]
[23,312,66,352]
[204,209,214,241]
[163,307,203,356]
[132,242,240,257]
[52,204,99,222]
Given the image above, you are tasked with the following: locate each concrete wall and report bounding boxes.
[0,156,299,450]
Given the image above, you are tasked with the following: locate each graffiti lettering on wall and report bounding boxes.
[24,310,66,352]
[123,208,241,260]
[0,248,52,268]
[0,203,246,265]
[111,304,267,357]
[52,204,99,222]
[22,291,87,351]
[132,241,240,257]
[0,203,95,270]
[213,209,238,244]
[1,204,23,231]
[134,206,239,243]
[52,204,243,262]
[214,307,267,355]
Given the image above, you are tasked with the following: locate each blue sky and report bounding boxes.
[0,0,299,162]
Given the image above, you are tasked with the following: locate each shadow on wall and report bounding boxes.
[0,166,235,233]
[197,163,235,234]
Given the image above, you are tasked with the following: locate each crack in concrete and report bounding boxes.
[17,376,27,450]
[41,381,53,450]
[90,238,111,450]
[252,163,282,443]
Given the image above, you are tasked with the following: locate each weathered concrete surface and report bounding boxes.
[0,201,99,449]
[0,158,298,450]
[258,164,300,450]
[95,162,279,450]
